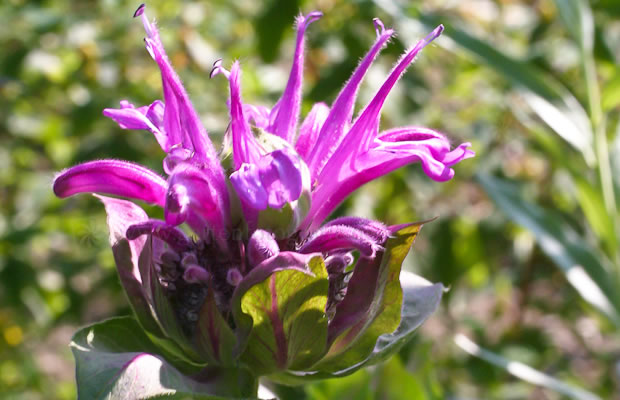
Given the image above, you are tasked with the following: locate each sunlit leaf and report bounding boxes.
[268,270,443,384]
[602,72,620,112]
[232,253,329,375]
[574,178,617,256]
[315,223,424,372]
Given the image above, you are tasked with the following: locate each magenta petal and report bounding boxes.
[298,225,382,258]
[165,166,228,239]
[316,26,444,190]
[103,100,169,152]
[372,139,474,179]
[126,219,191,252]
[324,217,390,243]
[295,102,329,160]
[162,147,195,175]
[53,160,167,207]
[247,229,280,267]
[305,131,473,230]
[230,149,304,210]
[259,149,303,209]
[305,19,394,179]
[355,25,445,153]
[147,37,218,164]
[95,195,166,336]
[267,11,322,143]
[139,7,226,190]
[243,104,270,130]
[230,163,269,210]
[229,61,263,169]
[378,126,445,142]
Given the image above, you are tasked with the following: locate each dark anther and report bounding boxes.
[133,4,146,18]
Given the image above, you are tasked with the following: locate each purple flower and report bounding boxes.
[54,4,472,382]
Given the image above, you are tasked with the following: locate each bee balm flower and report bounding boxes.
[55,4,472,398]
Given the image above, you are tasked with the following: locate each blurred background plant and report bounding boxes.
[0,0,618,398]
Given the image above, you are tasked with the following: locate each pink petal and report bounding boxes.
[103,100,169,152]
[53,160,167,207]
[305,19,394,179]
[267,11,322,143]
[229,61,263,169]
[295,102,329,160]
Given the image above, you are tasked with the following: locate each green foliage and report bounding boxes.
[235,256,329,375]
[71,317,257,399]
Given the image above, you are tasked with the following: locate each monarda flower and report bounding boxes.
[54,4,473,399]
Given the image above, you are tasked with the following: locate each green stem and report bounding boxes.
[584,51,620,267]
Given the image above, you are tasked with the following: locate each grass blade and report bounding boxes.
[454,334,601,400]
[478,173,620,325]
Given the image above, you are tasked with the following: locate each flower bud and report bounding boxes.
[247,229,280,267]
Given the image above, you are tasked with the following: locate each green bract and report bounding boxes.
[71,223,443,399]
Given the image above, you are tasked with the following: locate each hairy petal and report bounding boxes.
[243,104,270,130]
[96,194,149,259]
[306,128,473,230]
[259,149,304,209]
[230,162,269,211]
[306,19,394,179]
[229,61,263,169]
[138,6,228,203]
[103,100,169,152]
[53,160,167,207]
[298,225,382,258]
[295,102,329,160]
[126,219,192,253]
[349,25,445,155]
[315,25,444,184]
[247,229,280,267]
[93,195,168,336]
[231,149,304,210]
[165,165,229,244]
[324,217,390,244]
[302,26,454,230]
[267,11,322,143]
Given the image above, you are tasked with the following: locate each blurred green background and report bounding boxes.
[1,0,619,398]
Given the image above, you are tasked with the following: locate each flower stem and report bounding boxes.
[584,52,620,268]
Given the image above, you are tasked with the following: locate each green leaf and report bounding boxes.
[71,317,258,400]
[552,0,594,52]
[233,253,329,375]
[455,334,601,400]
[315,223,423,372]
[375,357,426,400]
[194,286,237,366]
[267,271,443,385]
[574,178,618,256]
[363,271,443,367]
[602,72,620,112]
[478,173,620,325]
[611,125,620,194]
